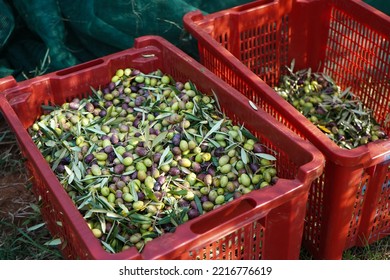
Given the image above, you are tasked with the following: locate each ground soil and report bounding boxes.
[0,172,34,224]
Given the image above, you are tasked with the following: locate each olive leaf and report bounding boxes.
[255,153,277,161]
[199,119,224,146]
[241,147,249,165]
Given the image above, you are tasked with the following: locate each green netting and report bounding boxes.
[6,0,387,81]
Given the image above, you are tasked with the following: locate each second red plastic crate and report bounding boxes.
[0,36,323,260]
[184,0,390,259]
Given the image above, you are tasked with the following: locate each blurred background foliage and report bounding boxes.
[0,0,388,81]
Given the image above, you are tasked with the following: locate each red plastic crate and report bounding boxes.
[0,36,323,260]
[183,0,390,259]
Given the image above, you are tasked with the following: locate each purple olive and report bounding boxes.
[188,208,200,219]
[169,167,180,176]
[178,199,189,208]
[157,176,166,185]
[84,154,95,164]
[172,134,181,146]
[213,147,225,157]
[191,162,201,173]
[249,163,260,173]
[190,201,198,210]
[253,143,264,153]
[135,147,148,157]
[153,152,162,163]
[207,166,216,176]
[135,96,145,107]
[114,164,125,174]
[104,101,113,108]
[104,145,114,153]
[56,164,66,173]
[172,147,181,156]
[99,110,107,117]
[153,182,161,191]
[137,192,145,201]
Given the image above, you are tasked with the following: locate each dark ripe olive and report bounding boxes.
[133,118,140,128]
[61,156,71,165]
[104,145,114,153]
[104,101,113,108]
[121,175,131,183]
[122,151,133,158]
[207,166,216,177]
[213,147,225,157]
[172,146,182,156]
[114,164,125,174]
[271,176,279,185]
[249,162,259,173]
[107,152,116,163]
[108,82,116,91]
[113,178,121,185]
[130,85,138,92]
[135,147,147,157]
[156,176,166,185]
[172,134,181,146]
[197,173,206,181]
[135,96,145,107]
[153,182,161,191]
[191,162,201,173]
[131,171,138,180]
[103,87,110,94]
[178,199,189,208]
[200,195,209,203]
[117,85,124,94]
[188,208,200,219]
[99,110,107,117]
[56,164,66,173]
[253,143,264,153]
[116,190,123,198]
[316,107,326,115]
[137,192,145,201]
[376,131,386,139]
[190,201,198,210]
[84,154,95,164]
[169,167,180,176]
[153,152,161,163]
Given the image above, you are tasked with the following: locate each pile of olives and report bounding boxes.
[29,67,279,253]
[275,67,387,149]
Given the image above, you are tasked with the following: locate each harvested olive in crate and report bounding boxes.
[29,67,279,253]
[274,64,388,149]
